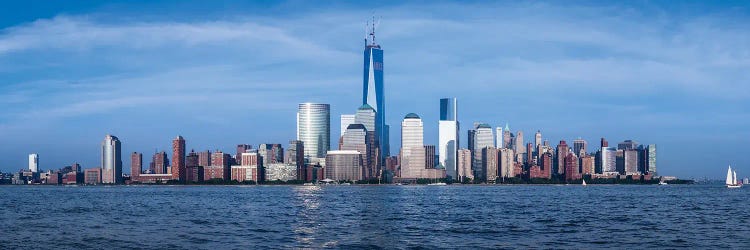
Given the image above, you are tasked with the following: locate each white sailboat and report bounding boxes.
[726,165,742,188]
[581,179,587,186]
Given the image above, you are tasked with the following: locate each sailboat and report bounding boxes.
[581,179,587,186]
[726,165,742,188]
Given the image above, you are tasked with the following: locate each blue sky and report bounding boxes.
[1,1,749,179]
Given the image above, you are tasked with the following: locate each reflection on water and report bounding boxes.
[0,185,748,248]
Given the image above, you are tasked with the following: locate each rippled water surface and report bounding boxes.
[1,184,748,249]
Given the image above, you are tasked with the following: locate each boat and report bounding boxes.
[726,165,742,188]
[658,180,668,185]
[581,179,587,186]
[427,182,447,186]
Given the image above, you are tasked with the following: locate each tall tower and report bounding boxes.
[362,17,389,162]
[439,98,459,180]
[400,113,424,179]
[101,134,122,184]
[28,154,38,173]
[172,136,186,182]
[297,103,331,159]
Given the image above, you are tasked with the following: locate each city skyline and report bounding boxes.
[1,1,749,179]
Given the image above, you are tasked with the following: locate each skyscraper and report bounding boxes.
[514,131,524,155]
[340,114,355,139]
[573,138,587,156]
[499,148,515,178]
[131,152,142,178]
[362,20,389,161]
[482,147,498,182]
[355,104,380,179]
[555,140,569,176]
[198,150,211,167]
[101,134,122,184]
[502,123,511,149]
[342,124,371,179]
[457,149,473,182]
[28,154,38,173]
[646,144,657,175]
[472,123,494,181]
[172,136,186,182]
[534,131,542,149]
[495,127,503,149]
[439,98,459,179]
[297,103,330,159]
[400,113,425,179]
[286,140,304,164]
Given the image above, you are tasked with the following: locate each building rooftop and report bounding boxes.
[404,113,421,119]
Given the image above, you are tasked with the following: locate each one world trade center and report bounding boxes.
[362,19,389,163]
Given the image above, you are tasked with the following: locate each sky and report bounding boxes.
[1,0,749,179]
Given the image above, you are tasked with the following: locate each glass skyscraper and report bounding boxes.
[362,24,389,161]
[297,103,330,159]
[439,98,459,180]
[101,134,123,184]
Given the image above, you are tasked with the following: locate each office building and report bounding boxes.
[535,131,542,149]
[325,150,363,181]
[424,145,436,169]
[618,140,638,150]
[646,144,657,175]
[439,98,459,179]
[297,103,331,159]
[457,149,473,182]
[502,123,511,149]
[340,114,356,139]
[514,130,524,155]
[555,140,569,176]
[499,148,515,178]
[362,22,389,161]
[472,123,494,181]
[599,147,618,174]
[573,138,587,156]
[101,134,123,184]
[28,154,39,173]
[355,104,380,179]
[259,144,283,165]
[495,127,503,149]
[482,147,498,183]
[400,113,425,179]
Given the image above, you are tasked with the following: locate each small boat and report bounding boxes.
[581,179,587,186]
[427,182,447,186]
[726,165,742,188]
[658,180,668,185]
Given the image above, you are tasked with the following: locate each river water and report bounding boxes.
[1,184,748,249]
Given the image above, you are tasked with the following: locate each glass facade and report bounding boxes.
[363,41,389,159]
[297,103,330,159]
[101,134,122,184]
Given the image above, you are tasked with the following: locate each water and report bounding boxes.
[0,184,748,249]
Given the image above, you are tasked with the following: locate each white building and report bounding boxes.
[439,98,459,179]
[28,154,39,173]
[400,113,425,179]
